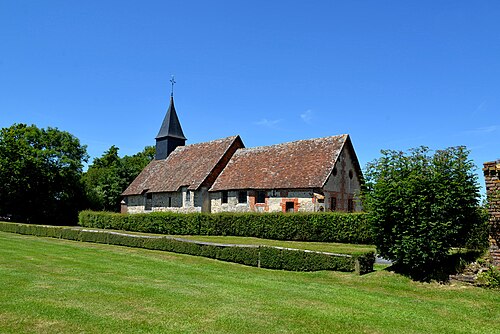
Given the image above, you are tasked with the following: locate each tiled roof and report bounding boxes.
[122,135,243,195]
[210,135,349,191]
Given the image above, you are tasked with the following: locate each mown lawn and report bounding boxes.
[77,227,376,255]
[0,231,498,334]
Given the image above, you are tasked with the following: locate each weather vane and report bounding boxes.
[170,75,176,97]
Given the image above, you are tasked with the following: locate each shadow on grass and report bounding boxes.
[381,250,486,282]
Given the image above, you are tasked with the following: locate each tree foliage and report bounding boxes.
[82,145,154,212]
[0,123,88,225]
[363,146,487,280]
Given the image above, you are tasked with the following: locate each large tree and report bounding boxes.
[82,145,154,212]
[363,146,488,280]
[0,124,88,225]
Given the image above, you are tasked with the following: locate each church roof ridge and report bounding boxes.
[236,134,348,154]
[172,135,240,152]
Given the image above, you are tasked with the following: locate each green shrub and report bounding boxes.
[0,221,373,274]
[259,247,357,272]
[477,266,500,289]
[0,222,17,233]
[78,230,109,244]
[364,146,486,280]
[354,252,376,275]
[78,210,373,244]
[60,228,81,240]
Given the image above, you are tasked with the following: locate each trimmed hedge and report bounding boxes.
[0,221,374,274]
[79,210,374,244]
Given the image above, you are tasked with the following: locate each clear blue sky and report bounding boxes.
[1,1,499,194]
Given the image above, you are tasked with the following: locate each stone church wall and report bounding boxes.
[124,192,201,214]
[484,161,500,267]
[323,146,362,212]
[210,190,317,213]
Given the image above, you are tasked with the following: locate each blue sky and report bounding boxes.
[1,1,499,194]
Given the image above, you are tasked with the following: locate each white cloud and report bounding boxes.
[254,118,282,128]
[463,125,498,135]
[300,109,313,123]
[471,100,486,116]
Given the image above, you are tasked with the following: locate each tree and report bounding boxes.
[82,145,154,212]
[0,124,88,225]
[363,146,487,280]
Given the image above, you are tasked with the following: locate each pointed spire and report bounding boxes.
[155,77,187,160]
[155,96,187,140]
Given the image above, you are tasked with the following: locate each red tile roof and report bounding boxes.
[122,135,243,195]
[210,135,351,191]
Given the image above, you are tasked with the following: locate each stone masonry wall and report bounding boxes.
[483,160,500,267]
[210,190,318,213]
[323,145,362,212]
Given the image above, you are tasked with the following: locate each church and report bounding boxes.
[122,91,364,214]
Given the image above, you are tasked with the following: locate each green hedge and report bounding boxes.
[79,211,374,244]
[0,221,374,274]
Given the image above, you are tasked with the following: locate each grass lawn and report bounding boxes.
[0,231,498,334]
[77,227,375,255]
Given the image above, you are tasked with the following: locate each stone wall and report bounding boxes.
[124,191,201,214]
[483,160,500,267]
[323,145,362,212]
[210,189,319,213]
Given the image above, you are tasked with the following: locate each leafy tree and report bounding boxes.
[0,124,88,225]
[83,145,154,212]
[363,146,487,280]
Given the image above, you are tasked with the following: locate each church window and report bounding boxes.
[348,199,354,212]
[186,191,191,203]
[285,201,295,212]
[349,170,353,179]
[145,192,152,211]
[330,197,336,211]
[238,191,247,204]
[221,191,228,204]
[168,196,172,207]
[256,191,266,204]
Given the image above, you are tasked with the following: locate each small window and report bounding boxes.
[168,197,172,207]
[330,197,336,211]
[285,201,295,212]
[349,170,353,179]
[238,191,247,204]
[145,192,152,211]
[348,199,354,213]
[256,191,266,204]
[332,167,338,176]
[186,191,191,203]
[221,191,228,204]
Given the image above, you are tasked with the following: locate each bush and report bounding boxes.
[477,266,500,289]
[364,146,486,280]
[78,210,373,244]
[258,247,368,273]
[0,221,373,274]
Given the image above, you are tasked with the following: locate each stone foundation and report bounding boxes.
[483,160,500,267]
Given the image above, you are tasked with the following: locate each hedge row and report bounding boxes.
[0,222,374,274]
[78,210,374,244]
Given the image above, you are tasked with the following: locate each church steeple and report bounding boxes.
[155,77,187,160]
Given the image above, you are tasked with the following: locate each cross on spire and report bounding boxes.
[170,75,176,97]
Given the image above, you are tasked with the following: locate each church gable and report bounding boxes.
[209,135,349,191]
